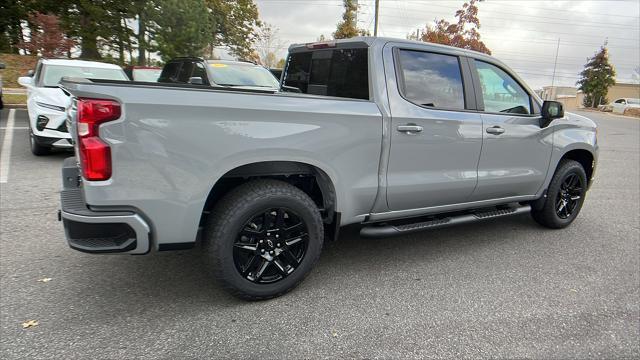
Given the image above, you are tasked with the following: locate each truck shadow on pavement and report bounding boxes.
[63,214,544,311]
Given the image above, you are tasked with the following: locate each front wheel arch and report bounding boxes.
[560,149,594,187]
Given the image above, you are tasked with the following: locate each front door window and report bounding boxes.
[475,60,531,115]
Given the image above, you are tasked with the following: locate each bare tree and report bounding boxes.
[256,23,285,68]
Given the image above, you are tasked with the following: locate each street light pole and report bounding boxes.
[550,38,560,96]
[374,0,380,36]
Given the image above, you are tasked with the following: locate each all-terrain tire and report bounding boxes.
[204,179,324,300]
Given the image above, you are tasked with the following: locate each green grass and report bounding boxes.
[2,93,27,104]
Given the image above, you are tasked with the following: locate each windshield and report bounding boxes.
[133,68,162,82]
[42,65,128,87]
[627,98,640,105]
[207,62,279,88]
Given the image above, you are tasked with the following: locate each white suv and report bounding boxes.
[18,59,129,155]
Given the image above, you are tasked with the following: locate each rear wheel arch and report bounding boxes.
[201,161,337,227]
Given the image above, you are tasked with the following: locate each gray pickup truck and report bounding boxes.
[58,37,598,300]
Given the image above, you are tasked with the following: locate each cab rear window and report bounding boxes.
[283,48,369,100]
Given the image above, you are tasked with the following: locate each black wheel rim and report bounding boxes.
[233,208,308,284]
[556,173,584,219]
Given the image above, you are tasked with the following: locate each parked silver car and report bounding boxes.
[58,37,598,300]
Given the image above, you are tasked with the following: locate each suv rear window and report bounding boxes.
[283,48,369,100]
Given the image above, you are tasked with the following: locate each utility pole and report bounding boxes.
[374,0,380,36]
[550,38,560,96]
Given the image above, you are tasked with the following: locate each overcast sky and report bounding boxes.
[254,0,640,89]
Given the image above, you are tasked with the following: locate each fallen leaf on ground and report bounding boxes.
[37,278,52,283]
[22,320,38,328]
[331,330,338,338]
[569,288,578,293]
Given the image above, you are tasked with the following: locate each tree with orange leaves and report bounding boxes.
[413,0,491,55]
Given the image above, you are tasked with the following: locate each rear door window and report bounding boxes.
[283,48,369,100]
[159,62,181,83]
[177,62,194,83]
[396,49,465,110]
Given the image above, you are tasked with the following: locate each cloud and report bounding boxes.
[256,0,639,89]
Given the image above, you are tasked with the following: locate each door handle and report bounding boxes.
[486,126,505,135]
[397,124,423,134]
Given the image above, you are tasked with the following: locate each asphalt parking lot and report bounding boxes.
[1,108,638,359]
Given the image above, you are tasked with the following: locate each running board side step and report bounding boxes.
[360,205,531,238]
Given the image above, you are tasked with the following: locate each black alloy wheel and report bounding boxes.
[531,159,588,229]
[555,173,584,219]
[234,208,308,284]
[205,179,323,300]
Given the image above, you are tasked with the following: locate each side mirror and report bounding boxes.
[0,63,5,70]
[18,76,33,87]
[27,69,35,77]
[188,76,203,85]
[541,100,564,120]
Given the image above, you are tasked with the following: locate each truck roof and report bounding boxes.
[289,36,495,59]
[40,59,123,69]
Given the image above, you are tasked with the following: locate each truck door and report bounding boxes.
[468,59,552,201]
[384,44,483,211]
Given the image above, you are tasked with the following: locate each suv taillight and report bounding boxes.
[76,98,121,181]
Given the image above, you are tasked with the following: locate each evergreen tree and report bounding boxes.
[0,0,28,53]
[577,44,616,108]
[132,0,158,65]
[154,0,212,61]
[60,0,112,59]
[206,0,262,60]
[333,0,369,39]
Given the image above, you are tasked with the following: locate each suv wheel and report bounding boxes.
[29,129,50,156]
[531,159,587,229]
[204,179,324,300]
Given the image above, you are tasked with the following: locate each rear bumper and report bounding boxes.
[59,157,151,254]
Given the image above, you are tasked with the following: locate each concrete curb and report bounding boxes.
[3,104,27,109]
[575,108,639,120]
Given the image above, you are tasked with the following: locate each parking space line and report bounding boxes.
[0,109,16,183]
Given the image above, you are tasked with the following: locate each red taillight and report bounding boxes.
[76,98,121,181]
